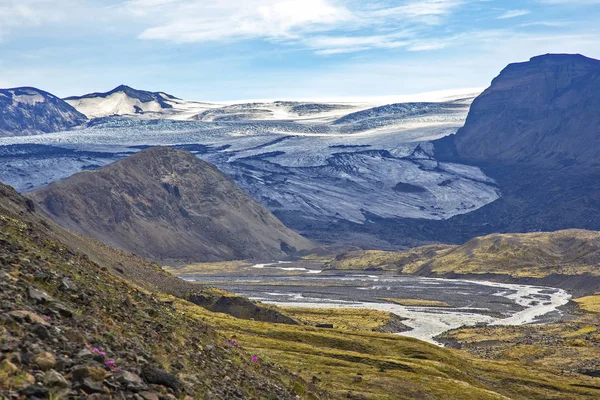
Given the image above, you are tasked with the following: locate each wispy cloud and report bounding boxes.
[130,0,465,54]
[497,9,531,19]
[131,0,352,42]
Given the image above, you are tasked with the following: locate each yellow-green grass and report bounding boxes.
[280,307,395,332]
[170,296,600,400]
[328,230,600,279]
[327,245,450,273]
[379,298,451,307]
[165,260,248,275]
[574,295,600,313]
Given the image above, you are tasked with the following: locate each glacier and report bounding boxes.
[0,93,500,235]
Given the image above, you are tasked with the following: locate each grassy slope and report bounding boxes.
[176,299,600,400]
[327,230,600,278]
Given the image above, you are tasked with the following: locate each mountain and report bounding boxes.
[454,54,600,166]
[0,87,87,137]
[64,85,180,118]
[27,146,313,262]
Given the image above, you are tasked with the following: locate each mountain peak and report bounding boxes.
[111,84,137,93]
[27,146,313,262]
[64,85,178,118]
[528,53,599,65]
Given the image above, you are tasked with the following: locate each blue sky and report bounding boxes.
[0,0,599,101]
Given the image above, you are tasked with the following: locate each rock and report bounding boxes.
[0,359,19,375]
[34,371,45,382]
[141,365,182,393]
[80,377,107,394]
[59,278,77,292]
[55,356,74,372]
[64,330,86,344]
[44,370,70,388]
[18,384,49,397]
[7,352,22,365]
[32,324,51,340]
[0,270,16,282]
[204,344,215,352]
[116,370,144,385]
[72,365,109,382]
[76,348,94,360]
[33,351,56,371]
[140,391,160,400]
[28,286,53,303]
[87,394,111,400]
[316,323,334,329]
[51,303,74,318]
[7,310,48,325]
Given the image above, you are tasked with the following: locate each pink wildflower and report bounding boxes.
[105,360,118,371]
[251,356,258,363]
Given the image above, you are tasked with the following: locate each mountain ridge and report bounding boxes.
[64,85,180,118]
[27,146,313,263]
[454,53,600,166]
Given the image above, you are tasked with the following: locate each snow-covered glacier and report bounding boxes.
[0,93,500,231]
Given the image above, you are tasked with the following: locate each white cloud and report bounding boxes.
[132,0,352,42]
[130,0,465,53]
[497,9,531,19]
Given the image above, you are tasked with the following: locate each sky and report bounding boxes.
[0,0,599,101]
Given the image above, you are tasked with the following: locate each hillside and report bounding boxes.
[0,87,87,137]
[0,182,326,399]
[3,182,600,399]
[327,229,600,280]
[27,147,313,263]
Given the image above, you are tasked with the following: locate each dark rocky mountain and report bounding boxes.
[297,54,600,247]
[27,147,313,263]
[0,87,87,137]
[454,54,600,166]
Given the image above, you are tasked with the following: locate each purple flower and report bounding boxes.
[105,360,118,370]
[228,340,240,347]
[251,356,258,363]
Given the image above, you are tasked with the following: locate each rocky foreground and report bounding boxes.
[0,185,326,399]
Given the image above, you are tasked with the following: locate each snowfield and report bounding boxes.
[0,89,500,228]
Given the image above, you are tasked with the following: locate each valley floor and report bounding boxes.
[174,261,572,344]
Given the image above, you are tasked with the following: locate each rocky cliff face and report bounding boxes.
[0,87,87,137]
[27,147,312,262]
[454,54,600,166]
